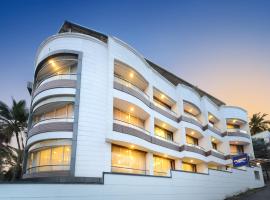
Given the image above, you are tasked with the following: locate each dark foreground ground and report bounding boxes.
[225,183,270,200]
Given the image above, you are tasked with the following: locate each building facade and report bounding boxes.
[23,21,258,183]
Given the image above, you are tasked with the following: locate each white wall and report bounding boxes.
[0,167,264,200]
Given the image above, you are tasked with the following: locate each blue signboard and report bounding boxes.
[232,153,249,167]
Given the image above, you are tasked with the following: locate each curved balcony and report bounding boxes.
[32,117,74,128]
[28,122,73,138]
[114,75,149,101]
[25,139,72,176]
[35,73,77,89]
[223,130,250,139]
[113,119,150,136]
[34,54,78,88]
[206,149,227,160]
[180,143,206,156]
[220,106,248,123]
[153,100,177,117]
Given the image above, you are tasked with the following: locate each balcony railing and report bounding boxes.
[111,166,149,175]
[35,73,77,89]
[227,128,247,134]
[26,164,70,174]
[154,134,179,145]
[32,117,74,128]
[114,75,149,100]
[186,143,206,151]
[113,119,150,135]
[183,112,201,123]
[153,100,177,116]
[154,170,170,176]
[208,123,221,132]
[211,148,225,155]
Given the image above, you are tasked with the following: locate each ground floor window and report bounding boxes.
[182,162,197,172]
[111,145,146,175]
[27,144,71,174]
[154,156,174,176]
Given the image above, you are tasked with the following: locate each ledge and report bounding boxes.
[33,79,76,98]
[28,122,73,138]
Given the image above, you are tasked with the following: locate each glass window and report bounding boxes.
[113,108,144,129]
[111,145,146,175]
[26,145,71,174]
[182,162,197,172]
[230,145,244,154]
[67,104,74,117]
[36,54,78,85]
[154,125,173,141]
[154,156,174,176]
[212,142,217,150]
[153,96,171,110]
[55,106,66,118]
[186,135,198,145]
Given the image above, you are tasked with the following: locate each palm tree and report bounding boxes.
[249,113,270,135]
[0,99,28,180]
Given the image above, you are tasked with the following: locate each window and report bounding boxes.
[227,123,240,129]
[212,142,217,150]
[32,103,74,125]
[36,54,78,85]
[154,156,174,176]
[182,162,197,172]
[186,135,198,146]
[153,96,171,110]
[154,125,173,141]
[254,171,260,180]
[230,145,244,155]
[111,145,146,175]
[113,108,144,129]
[27,145,71,174]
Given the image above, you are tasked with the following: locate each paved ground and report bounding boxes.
[226,183,270,200]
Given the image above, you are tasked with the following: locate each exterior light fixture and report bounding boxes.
[190,160,194,163]
[212,138,215,142]
[129,72,134,78]
[130,145,135,148]
[162,123,166,128]
[161,94,165,99]
[191,131,194,135]
[130,107,134,112]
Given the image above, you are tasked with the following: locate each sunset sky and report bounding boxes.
[0,0,269,120]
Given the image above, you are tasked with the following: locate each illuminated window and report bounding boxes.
[111,145,146,175]
[186,135,198,146]
[227,123,240,129]
[212,142,217,150]
[182,162,197,172]
[32,103,74,125]
[36,54,78,85]
[113,108,144,129]
[230,144,244,155]
[154,156,174,176]
[27,144,71,174]
[154,125,173,141]
[153,96,171,110]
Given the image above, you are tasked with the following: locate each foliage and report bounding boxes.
[249,113,270,135]
[0,99,28,181]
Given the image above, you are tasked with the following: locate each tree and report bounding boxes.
[0,99,28,181]
[249,113,270,135]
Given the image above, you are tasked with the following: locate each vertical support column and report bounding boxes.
[220,139,231,155]
[200,134,212,151]
[145,115,154,136]
[178,126,186,146]
[146,152,154,175]
[197,163,208,173]
[175,159,183,171]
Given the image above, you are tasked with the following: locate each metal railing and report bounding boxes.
[153,100,177,116]
[114,75,150,100]
[211,148,225,155]
[111,166,149,175]
[113,119,150,135]
[227,128,247,134]
[26,164,70,174]
[154,134,179,145]
[35,73,77,89]
[31,117,74,128]
[183,112,201,123]
[186,143,206,151]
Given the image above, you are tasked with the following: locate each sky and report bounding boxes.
[0,0,269,120]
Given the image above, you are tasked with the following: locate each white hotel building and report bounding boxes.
[7,21,263,200]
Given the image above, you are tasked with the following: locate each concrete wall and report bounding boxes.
[0,167,264,200]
